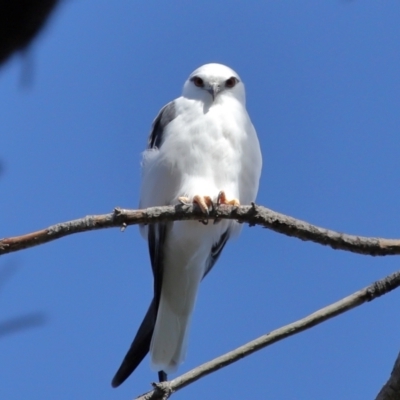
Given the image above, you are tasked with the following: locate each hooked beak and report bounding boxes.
[207,83,221,101]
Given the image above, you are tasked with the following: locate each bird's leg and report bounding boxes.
[178,195,213,213]
[178,195,213,225]
[158,370,167,382]
[214,191,240,224]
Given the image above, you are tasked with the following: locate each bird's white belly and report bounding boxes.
[162,113,243,204]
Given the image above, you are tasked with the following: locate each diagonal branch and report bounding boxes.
[135,269,400,400]
[2,204,400,257]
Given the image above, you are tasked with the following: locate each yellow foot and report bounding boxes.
[217,191,240,207]
[178,195,214,222]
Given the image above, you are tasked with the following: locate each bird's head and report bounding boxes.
[182,63,246,105]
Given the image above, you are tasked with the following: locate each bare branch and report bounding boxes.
[2,204,400,257]
[375,351,400,400]
[135,270,400,400]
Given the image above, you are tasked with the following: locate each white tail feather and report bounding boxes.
[150,296,192,373]
[150,221,230,373]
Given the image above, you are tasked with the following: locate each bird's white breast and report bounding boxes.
[153,96,259,204]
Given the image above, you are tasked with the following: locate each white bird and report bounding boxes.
[112,63,262,387]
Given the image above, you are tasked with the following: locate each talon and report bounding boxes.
[178,196,191,205]
[178,195,214,225]
[214,192,239,225]
[216,191,224,206]
[217,191,240,207]
[193,195,213,215]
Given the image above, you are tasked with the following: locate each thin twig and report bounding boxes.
[135,270,400,400]
[1,204,400,257]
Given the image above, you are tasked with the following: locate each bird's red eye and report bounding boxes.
[225,77,237,88]
[191,77,204,87]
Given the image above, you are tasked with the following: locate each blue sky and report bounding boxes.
[1,1,400,399]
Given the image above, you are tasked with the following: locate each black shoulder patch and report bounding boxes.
[148,101,177,149]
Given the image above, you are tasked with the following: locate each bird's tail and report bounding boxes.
[111,298,157,388]
[150,287,197,373]
[149,228,209,374]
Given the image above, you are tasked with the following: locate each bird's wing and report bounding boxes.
[111,224,168,388]
[139,100,181,212]
[148,223,167,304]
[203,229,230,279]
[148,101,176,149]
[111,298,157,388]
[112,102,177,387]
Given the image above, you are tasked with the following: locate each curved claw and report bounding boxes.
[214,191,240,224]
[217,191,240,207]
[178,195,213,224]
